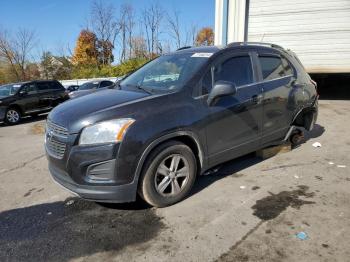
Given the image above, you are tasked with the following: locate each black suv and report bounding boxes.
[46,43,318,207]
[0,80,68,124]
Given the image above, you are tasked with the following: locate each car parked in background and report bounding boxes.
[46,43,318,207]
[0,80,68,124]
[68,80,115,99]
[66,85,80,92]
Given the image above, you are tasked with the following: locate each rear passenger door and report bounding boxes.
[47,81,66,105]
[257,53,295,145]
[204,52,263,165]
[36,82,52,109]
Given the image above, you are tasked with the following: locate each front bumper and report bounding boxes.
[46,139,138,203]
[49,162,137,202]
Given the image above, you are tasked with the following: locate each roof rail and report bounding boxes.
[177,46,192,51]
[226,42,285,50]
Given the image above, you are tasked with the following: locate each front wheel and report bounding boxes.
[139,141,197,207]
[5,108,21,125]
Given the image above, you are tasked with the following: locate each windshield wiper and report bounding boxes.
[125,84,153,95]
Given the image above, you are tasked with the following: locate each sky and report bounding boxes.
[0,0,215,60]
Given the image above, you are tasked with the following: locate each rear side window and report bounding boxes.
[48,81,64,90]
[36,82,50,91]
[214,56,253,87]
[259,56,293,80]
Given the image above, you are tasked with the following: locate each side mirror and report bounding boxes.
[19,90,28,96]
[207,81,237,106]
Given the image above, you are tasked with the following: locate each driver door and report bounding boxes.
[19,83,39,114]
[204,52,263,166]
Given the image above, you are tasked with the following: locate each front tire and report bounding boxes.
[5,108,21,125]
[139,141,197,207]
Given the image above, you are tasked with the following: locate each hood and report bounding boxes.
[49,89,149,133]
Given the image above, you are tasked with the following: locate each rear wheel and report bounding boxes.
[5,108,21,125]
[139,141,197,207]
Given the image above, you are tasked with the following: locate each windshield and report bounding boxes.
[120,53,210,93]
[79,82,99,90]
[0,84,21,97]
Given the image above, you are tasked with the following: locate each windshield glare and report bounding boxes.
[120,53,209,92]
[79,82,99,90]
[0,84,21,97]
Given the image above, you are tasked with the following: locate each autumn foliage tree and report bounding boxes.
[195,27,214,46]
[72,30,98,66]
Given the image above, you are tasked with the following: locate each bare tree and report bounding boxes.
[142,2,164,57]
[0,28,36,81]
[90,0,118,65]
[0,29,20,80]
[188,23,198,46]
[118,4,134,62]
[167,9,182,49]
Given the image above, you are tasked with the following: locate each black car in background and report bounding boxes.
[46,43,318,207]
[0,80,68,124]
[68,80,115,99]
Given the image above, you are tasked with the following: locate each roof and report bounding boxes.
[173,45,222,54]
[174,42,287,55]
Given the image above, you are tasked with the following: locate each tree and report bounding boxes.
[39,51,72,80]
[130,36,147,59]
[195,27,214,46]
[90,0,118,65]
[72,30,98,66]
[167,10,182,49]
[142,2,164,57]
[0,28,36,81]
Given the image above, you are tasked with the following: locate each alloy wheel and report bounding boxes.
[154,154,190,196]
[6,109,20,123]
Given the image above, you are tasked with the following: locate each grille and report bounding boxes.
[46,138,66,159]
[46,120,69,137]
[46,120,68,159]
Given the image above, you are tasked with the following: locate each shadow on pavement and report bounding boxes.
[0,197,163,262]
[191,124,325,197]
[0,114,48,128]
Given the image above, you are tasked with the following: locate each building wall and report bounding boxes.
[215,0,350,73]
[248,0,350,73]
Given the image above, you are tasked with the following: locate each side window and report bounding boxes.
[214,56,253,87]
[36,82,50,92]
[259,56,293,80]
[22,84,38,95]
[201,70,213,95]
[48,81,64,90]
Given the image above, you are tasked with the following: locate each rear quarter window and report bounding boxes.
[259,56,293,80]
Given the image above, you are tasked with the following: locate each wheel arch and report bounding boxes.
[292,106,317,131]
[133,131,206,187]
[7,104,24,115]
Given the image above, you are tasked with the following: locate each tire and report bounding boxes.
[139,141,197,207]
[5,107,21,125]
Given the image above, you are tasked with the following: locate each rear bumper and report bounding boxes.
[49,162,138,203]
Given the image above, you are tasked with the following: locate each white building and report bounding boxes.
[215,0,350,73]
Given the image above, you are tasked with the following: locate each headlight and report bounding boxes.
[79,118,135,145]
